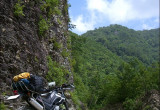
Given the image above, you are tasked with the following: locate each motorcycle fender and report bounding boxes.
[7,95,20,100]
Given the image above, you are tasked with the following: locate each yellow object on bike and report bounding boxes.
[13,72,30,82]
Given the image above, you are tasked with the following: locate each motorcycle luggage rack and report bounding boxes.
[12,81,29,92]
[12,81,43,96]
[12,82,46,109]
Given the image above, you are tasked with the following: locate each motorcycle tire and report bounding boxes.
[59,101,69,110]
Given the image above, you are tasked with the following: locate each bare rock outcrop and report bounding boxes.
[0,0,74,109]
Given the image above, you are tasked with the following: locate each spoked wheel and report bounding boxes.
[59,101,69,110]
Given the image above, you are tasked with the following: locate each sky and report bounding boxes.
[68,0,159,35]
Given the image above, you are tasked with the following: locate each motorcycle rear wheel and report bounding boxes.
[59,101,69,110]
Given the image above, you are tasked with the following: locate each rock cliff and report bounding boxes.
[0,0,73,109]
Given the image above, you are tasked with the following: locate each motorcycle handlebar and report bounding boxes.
[62,88,72,90]
[55,84,75,91]
[70,84,75,88]
[47,83,74,92]
[62,84,75,88]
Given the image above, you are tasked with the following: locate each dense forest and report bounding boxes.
[82,24,159,65]
[70,25,159,110]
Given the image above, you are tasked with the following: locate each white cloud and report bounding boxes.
[105,0,133,22]
[129,0,159,19]
[86,0,159,23]
[154,18,159,23]
[71,15,95,33]
[87,0,132,22]
[87,0,107,13]
[71,0,159,34]
[142,24,155,30]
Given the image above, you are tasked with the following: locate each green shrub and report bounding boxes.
[49,38,62,50]
[123,98,142,110]
[47,56,66,85]
[54,7,61,15]
[40,2,49,12]
[49,37,56,43]
[40,0,60,17]
[70,91,81,109]
[38,18,49,35]
[57,18,62,25]
[53,41,62,49]
[14,0,25,17]
[48,7,61,17]
[46,0,59,7]
[62,49,69,57]
[64,3,71,14]
[39,0,62,36]
[0,103,6,110]
[123,98,136,110]
[143,105,152,110]
[67,35,72,49]
[34,56,39,62]
[2,92,6,96]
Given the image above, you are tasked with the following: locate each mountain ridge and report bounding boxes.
[82,24,159,65]
[70,25,159,110]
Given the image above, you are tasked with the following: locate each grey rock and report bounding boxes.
[0,0,75,109]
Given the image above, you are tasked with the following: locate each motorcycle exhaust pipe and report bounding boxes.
[54,106,60,110]
[28,98,44,110]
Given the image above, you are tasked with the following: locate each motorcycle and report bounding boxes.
[7,81,74,110]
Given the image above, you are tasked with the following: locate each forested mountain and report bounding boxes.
[82,24,159,65]
[70,25,159,110]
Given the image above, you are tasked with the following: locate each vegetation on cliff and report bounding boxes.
[0,0,72,109]
[14,0,25,17]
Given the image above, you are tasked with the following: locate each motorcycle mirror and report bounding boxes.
[70,84,75,88]
[62,84,67,87]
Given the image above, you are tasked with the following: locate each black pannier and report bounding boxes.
[29,75,46,93]
[12,79,32,93]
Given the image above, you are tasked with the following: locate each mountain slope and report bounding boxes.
[82,24,159,65]
[70,25,159,110]
[70,31,125,109]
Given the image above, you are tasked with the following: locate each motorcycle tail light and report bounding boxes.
[27,92,31,96]
[13,90,18,95]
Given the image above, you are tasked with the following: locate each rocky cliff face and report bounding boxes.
[0,0,73,108]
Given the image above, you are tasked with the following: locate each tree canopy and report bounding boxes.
[69,25,159,110]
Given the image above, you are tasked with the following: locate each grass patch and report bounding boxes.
[54,41,62,50]
[62,49,69,57]
[47,56,67,85]
[14,0,25,17]
[0,103,6,110]
[38,17,49,36]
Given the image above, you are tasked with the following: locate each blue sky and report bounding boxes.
[69,0,159,35]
